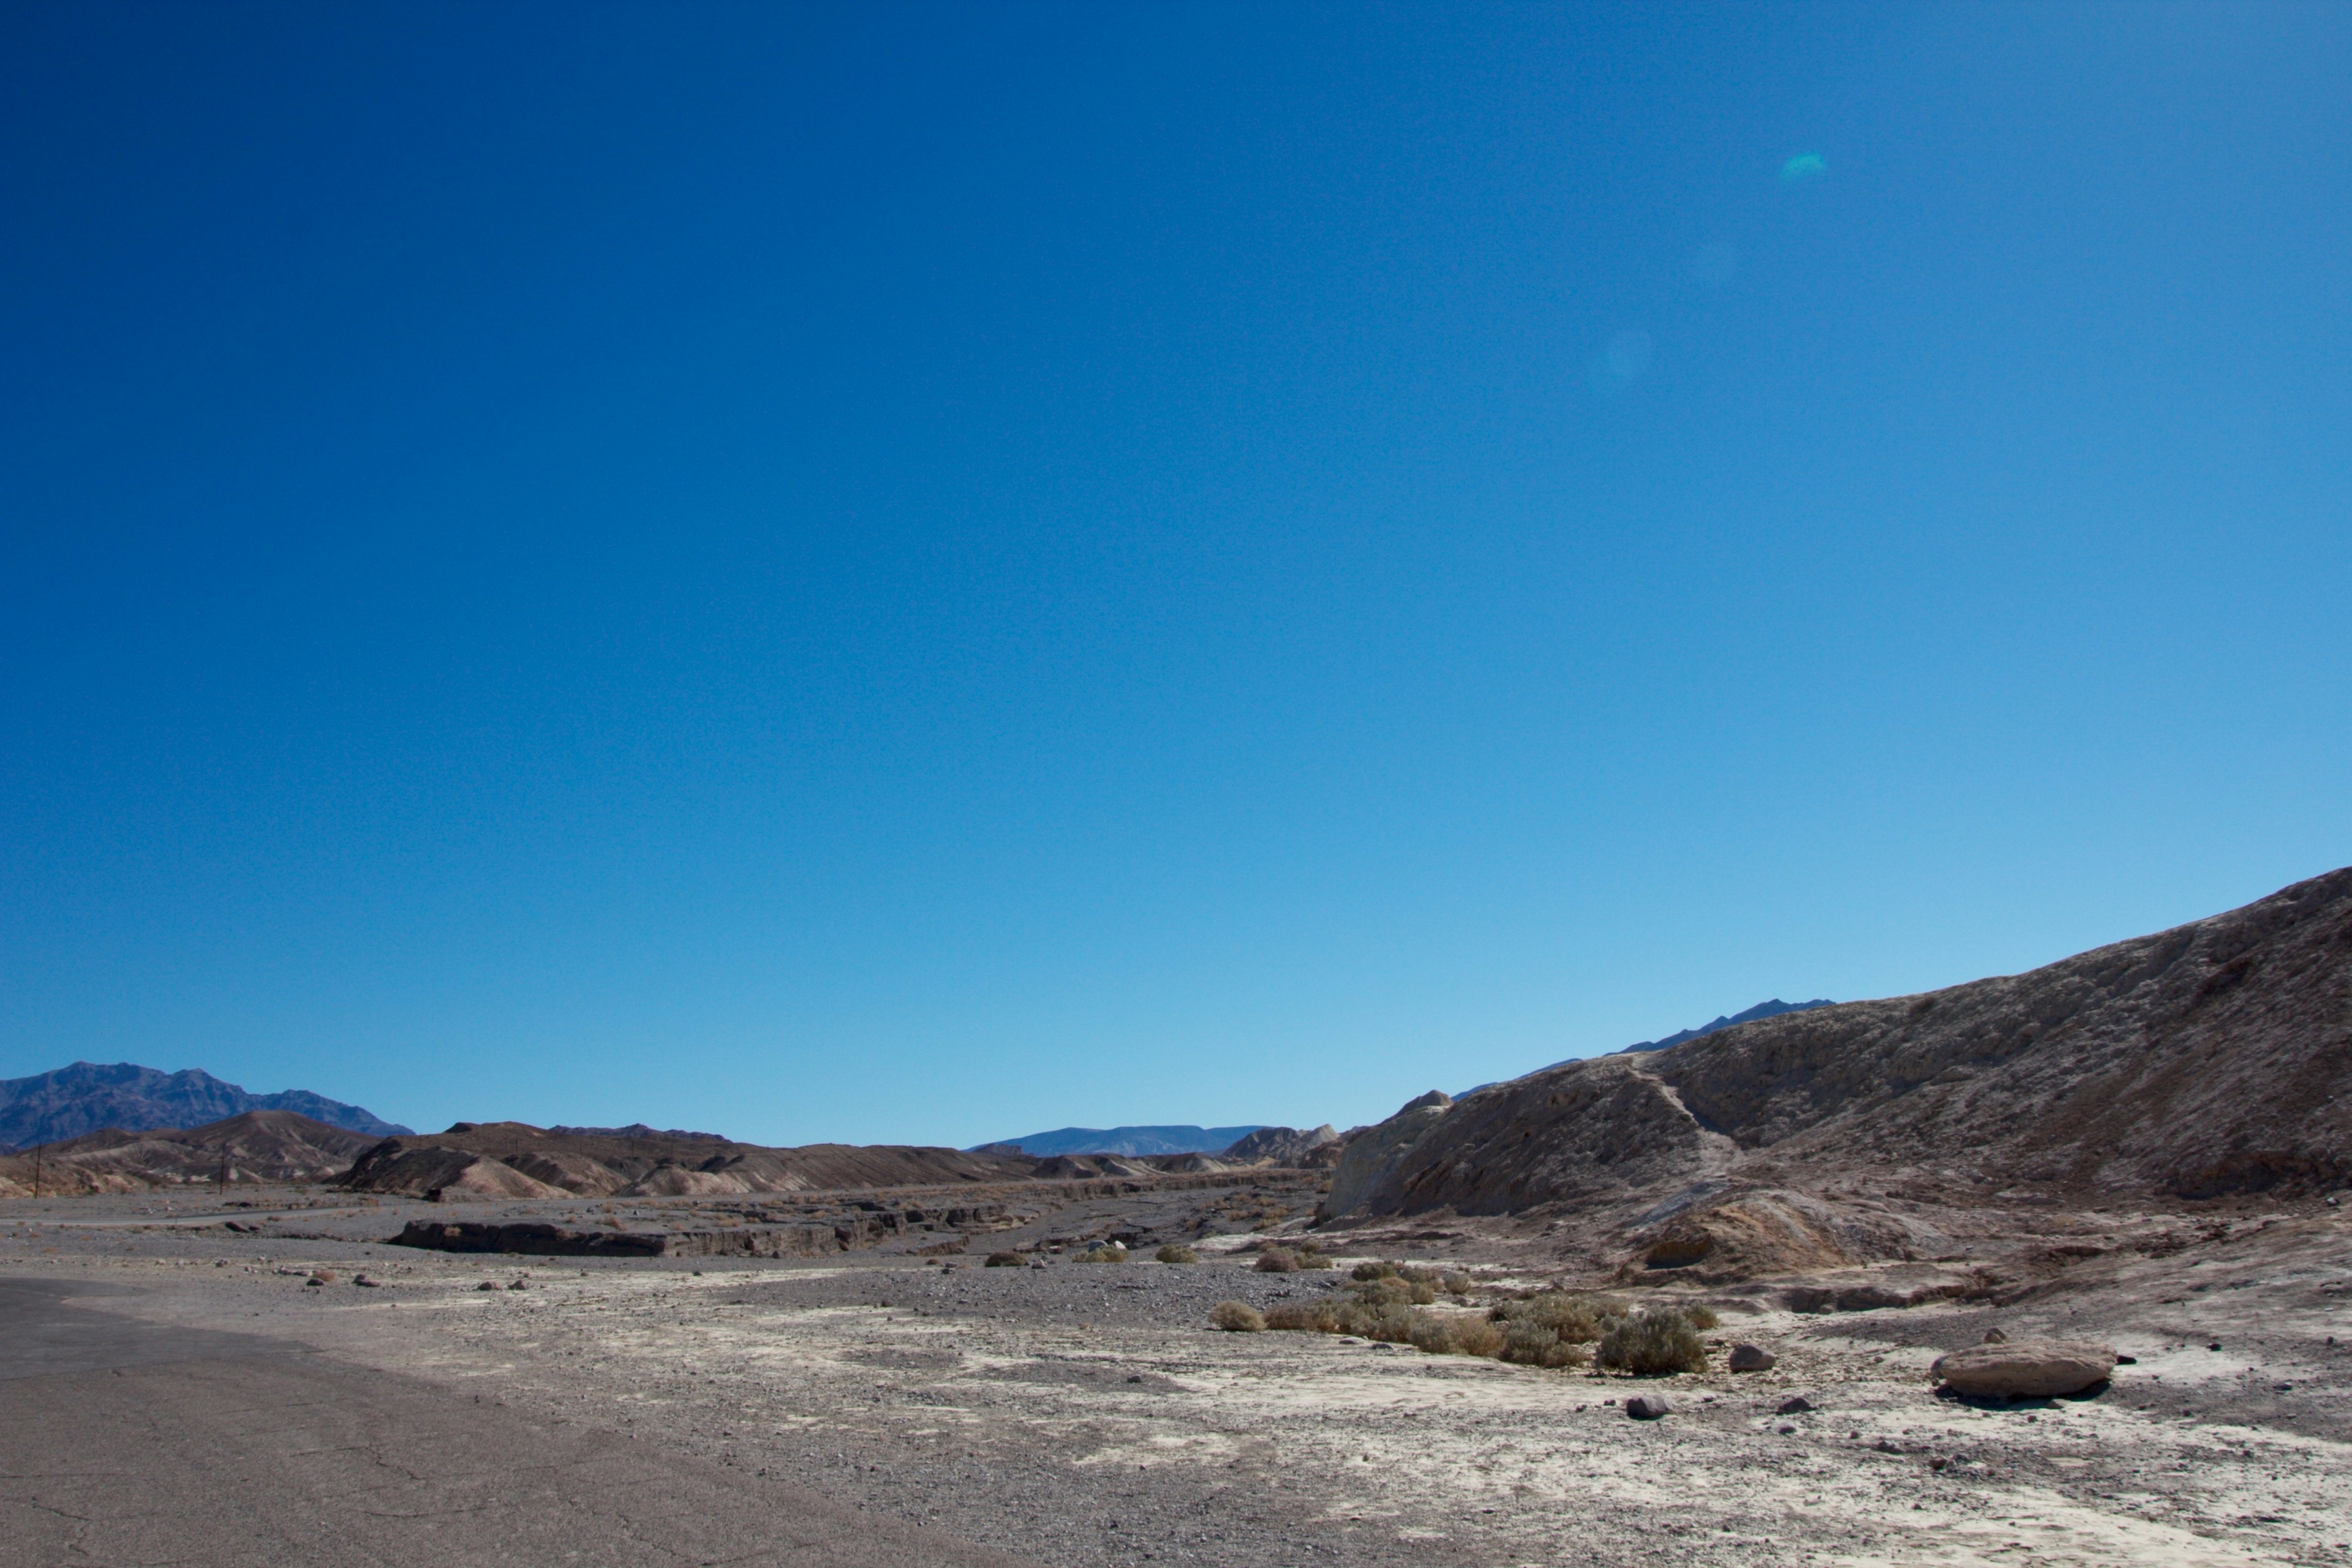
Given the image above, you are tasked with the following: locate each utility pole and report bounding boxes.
[29,1140,40,1202]
[217,1147,230,1197]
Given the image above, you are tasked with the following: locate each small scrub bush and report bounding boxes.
[1351,1275,1438,1306]
[984,1251,1024,1267]
[1596,1309,1708,1376]
[1439,1271,1472,1294]
[1686,1304,1721,1330]
[1408,1312,1509,1359]
[1498,1319,1591,1370]
[1255,1248,1299,1273]
[1078,1245,1128,1264]
[1352,1261,1394,1281]
[1491,1291,1629,1345]
[1264,1300,1340,1332]
[1210,1300,1266,1332]
[1155,1245,1199,1265]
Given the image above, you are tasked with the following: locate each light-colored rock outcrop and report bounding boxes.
[1316,1092,1451,1221]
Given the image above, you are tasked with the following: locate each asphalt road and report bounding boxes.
[0,1275,1025,1568]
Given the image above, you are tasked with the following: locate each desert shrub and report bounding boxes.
[1439,1271,1472,1294]
[1264,1300,1341,1332]
[1596,1309,1707,1376]
[985,1251,1023,1267]
[1415,1313,1507,1357]
[1686,1304,1721,1330]
[1492,1291,1627,1344]
[1298,1250,1333,1270]
[1352,1260,1393,1281]
[1210,1300,1266,1332]
[1155,1244,1199,1265]
[1078,1245,1128,1264]
[1498,1320,1591,1369]
[1251,1218,1281,1232]
[1255,1248,1298,1273]
[1340,1303,1417,1343]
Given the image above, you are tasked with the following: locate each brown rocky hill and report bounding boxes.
[1321,867,2352,1276]
[334,1121,1039,1200]
[1221,1125,1341,1165]
[0,1110,380,1196]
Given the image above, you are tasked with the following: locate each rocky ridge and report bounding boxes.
[1321,867,2352,1283]
[0,1062,409,1148]
[0,1110,381,1196]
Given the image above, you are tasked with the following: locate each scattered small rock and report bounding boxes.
[1626,1394,1670,1420]
[477,1281,502,1291]
[509,1279,528,1291]
[352,1274,378,1287]
[1777,1395,1814,1414]
[1981,1329,2008,1344]
[1728,1343,1776,1372]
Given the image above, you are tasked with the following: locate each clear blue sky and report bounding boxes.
[4,4,2346,1145]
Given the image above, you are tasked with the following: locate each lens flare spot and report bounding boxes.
[1779,153,1828,183]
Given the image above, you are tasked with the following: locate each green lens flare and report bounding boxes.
[1779,153,1827,183]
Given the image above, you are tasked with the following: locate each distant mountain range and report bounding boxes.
[1611,997,1834,1054]
[0,1062,410,1150]
[971,1124,1267,1157]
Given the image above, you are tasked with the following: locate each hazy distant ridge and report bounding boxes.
[1611,997,1834,1054]
[0,1062,411,1150]
[973,1124,1266,1157]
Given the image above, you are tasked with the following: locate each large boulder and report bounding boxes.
[1929,1340,2117,1398]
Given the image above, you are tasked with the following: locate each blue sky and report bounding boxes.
[3,3,2346,1145]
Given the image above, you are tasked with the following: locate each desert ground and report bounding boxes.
[4,1176,2347,1568]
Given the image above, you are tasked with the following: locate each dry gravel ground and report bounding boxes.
[2,1189,2348,1568]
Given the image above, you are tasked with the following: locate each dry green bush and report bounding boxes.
[984,1251,1023,1267]
[1210,1300,1266,1332]
[1350,1276,1437,1307]
[1263,1300,1340,1332]
[1351,1260,1392,1281]
[1439,1271,1472,1294]
[1155,1244,1199,1265]
[1686,1304,1721,1330]
[1407,1312,1508,1358]
[1498,1319,1592,1369]
[1254,1248,1299,1273]
[1296,1243,1334,1270]
[1596,1309,1707,1375]
[1077,1245,1128,1264]
[1490,1291,1629,1344]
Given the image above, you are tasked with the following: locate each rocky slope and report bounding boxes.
[0,1062,409,1148]
[0,1110,382,1196]
[1321,868,2352,1276]
[1220,1125,1340,1164]
[336,1122,1039,1200]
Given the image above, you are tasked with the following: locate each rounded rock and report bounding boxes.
[1929,1340,2117,1398]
